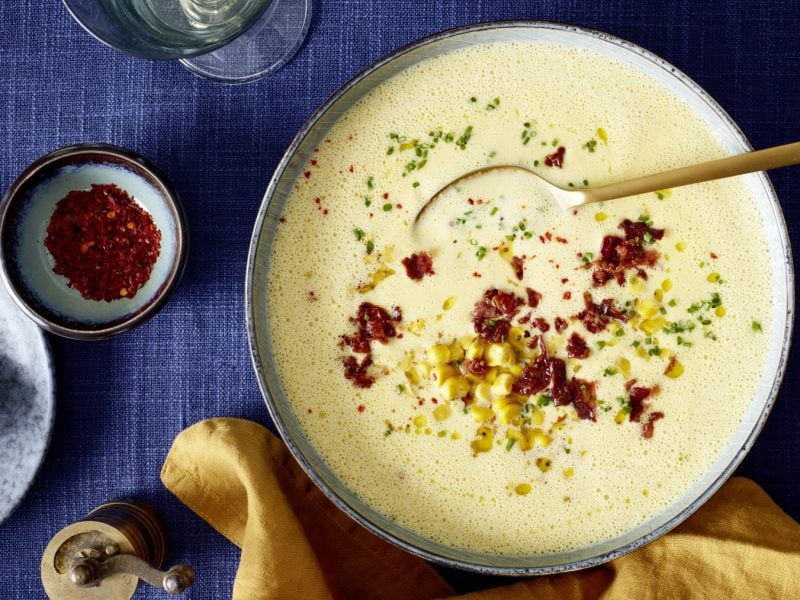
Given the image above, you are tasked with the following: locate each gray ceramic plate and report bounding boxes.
[0,279,55,525]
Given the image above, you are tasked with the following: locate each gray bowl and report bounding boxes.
[246,22,794,574]
[0,143,188,340]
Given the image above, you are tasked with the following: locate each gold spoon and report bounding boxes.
[415,141,800,222]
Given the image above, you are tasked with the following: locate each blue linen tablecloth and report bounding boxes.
[1,1,799,597]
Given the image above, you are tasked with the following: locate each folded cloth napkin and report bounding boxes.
[161,418,800,599]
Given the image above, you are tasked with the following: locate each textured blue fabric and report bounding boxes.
[1,1,799,597]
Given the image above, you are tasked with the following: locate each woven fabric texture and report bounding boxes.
[1,1,798,598]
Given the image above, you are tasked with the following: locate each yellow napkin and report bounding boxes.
[161,418,800,599]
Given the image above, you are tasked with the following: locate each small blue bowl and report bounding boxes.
[0,144,188,340]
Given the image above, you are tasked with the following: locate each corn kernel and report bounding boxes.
[407,319,426,336]
[473,382,493,404]
[442,296,457,310]
[595,211,608,222]
[413,415,427,428]
[715,306,726,318]
[433,404,452,421]
[636,346,648,359]
[653,288,664,302]
[431,364,456,384]
[448,341,465,362]
[507,327,528,351]
[508,363,523,377]
[471,426,494,453]
[404,369,419,386]
[530,408,545,426]
[484,367,499,383]
[563,467,575,479]
[485,343,515,368]
[617,357,631,379]
[497,239,513,262]
[640,317,667,335]
[614,409,627,424]
[528,429,553,448]
[515,483,532,496]
[496,403,521,425]
[661,279,673,292]
[630,277,645,294]
[636,298,659,319]
[659,348,671,360]
[415,361,431,380]
[675,241,686,252]
[707,272,720,283]
[440,376,470,401]
[535,457,552,472]
[597,127,608,143]
[665,358,685,379]
[506,428,528,451]
[426,344,451,365]
[470,405,494,423]
[459,335,475,350]
[491,373,515,398]
[465,339,485,360]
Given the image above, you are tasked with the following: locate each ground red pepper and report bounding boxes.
[44,183,161,302]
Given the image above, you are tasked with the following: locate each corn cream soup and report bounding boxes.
[267,41,772,555]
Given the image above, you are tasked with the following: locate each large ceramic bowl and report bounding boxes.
[246,22,793,574]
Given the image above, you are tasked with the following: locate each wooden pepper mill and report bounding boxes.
[41,500,194,599]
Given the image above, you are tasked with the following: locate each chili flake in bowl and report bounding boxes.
[0,144,188,340]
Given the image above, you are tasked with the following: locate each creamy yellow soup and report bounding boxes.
[266,41,772,555]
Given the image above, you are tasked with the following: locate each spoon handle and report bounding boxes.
[584,141,800,203]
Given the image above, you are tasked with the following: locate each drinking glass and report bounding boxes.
[62,0,312,83]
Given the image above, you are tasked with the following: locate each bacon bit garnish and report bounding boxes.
[357,404,366,412]
[382,192,389,199]
[544,146,566,168]
[624,379,637,391]
[566,332,590,359]
[348,165,354,173]
[310,159,318,166]
[279,217,286,223]
[342,356,375,388]
[545,231,553,241]
[307,291,318,302]
[472,272,482,278]
[467,198,475,205]
[554,317,568,333]
[401,252,435,280]
[561,278,569,284]
[563,291,572,300]
[643,411,665,439]
[512,256,524,281]
[532,317,550,332]
[396,203,402,209]
[526,288,542,308]
[462,358,490,377]
[571,379,597,421]
[710,252,718,259]
[590,219,664,286]
[628,386,656,422]
[556,236,568,244]
[574,292,629,334]
[304,171,311,178]
[518,314,530,325]
[472,289,523,343]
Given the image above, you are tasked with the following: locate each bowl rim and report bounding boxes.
[0,143,189,341]
[245,20,795,574]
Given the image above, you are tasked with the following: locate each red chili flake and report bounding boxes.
[544,146,566,168]
[710,252,718,259]
[44,184,161,302]
[348,165,354,173]
[472,272,482,278]
[304,171,311,178]
[307,291,318,302]
[342,356,375,389]
[532,317,550,332]
[323,209,329,216]
[561,278,569,284]
[590,219,663,286]
[467,198,475,205]
[279,216,286,223]
[555,236,568,244]
[563,291,572,300]
[643,411,665,439]
[554,317,568,333]
[512,256,525,281]
[396,203,402,209]
[545,231,553,241]
[382,192,389,199]
[401,252,435,280]
[574,292,629,334]
[472,288,523,343]
[526,288,542,308]
[310,159,318,166]
[566,332,590,359]
[357,404,366,412]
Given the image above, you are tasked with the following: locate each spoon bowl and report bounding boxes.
[415,141,800,224]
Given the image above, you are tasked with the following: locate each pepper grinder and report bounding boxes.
[41,500,194,599]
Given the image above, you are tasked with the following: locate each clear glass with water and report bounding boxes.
[63,0,312,81]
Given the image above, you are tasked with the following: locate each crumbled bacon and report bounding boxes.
[628,386,655,422]
[512,256,525,281]
[574,292,629,334]
[472,289,523,343]
[513,356,550,396]
[554,317,568,333]
[570,379,597,422]
[401,252,435,280]
[341,356,375,388]
[643,411,664,439]
[526,288,542,308]
[544,146,566,168]
[590,219,664,286]
[566,332,590,359]
[532,317,550,332]
[462,358,490,377]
